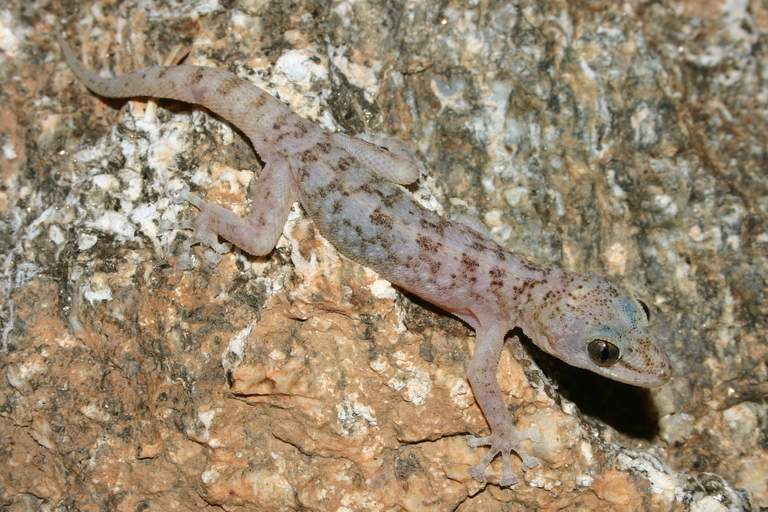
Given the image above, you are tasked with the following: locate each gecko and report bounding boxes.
[57,28,673,487]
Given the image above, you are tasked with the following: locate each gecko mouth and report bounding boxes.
[614,353,673,387]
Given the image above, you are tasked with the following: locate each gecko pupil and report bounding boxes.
[587,339,620,366]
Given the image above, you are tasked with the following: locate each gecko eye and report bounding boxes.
[587,339,621,366]
[637,299,651,320]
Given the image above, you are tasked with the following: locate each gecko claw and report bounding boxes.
[465,426,541,487]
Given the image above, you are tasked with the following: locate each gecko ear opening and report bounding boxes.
[587,339,621,367]
[637,298,651,320]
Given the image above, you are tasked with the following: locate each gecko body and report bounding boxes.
[58,31,672,487]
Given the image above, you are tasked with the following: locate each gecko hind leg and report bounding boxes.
[182,154,296,264]
[465,426,540,487]
[330,132,422,185]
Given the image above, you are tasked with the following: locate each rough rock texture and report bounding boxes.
[1,0,766,510]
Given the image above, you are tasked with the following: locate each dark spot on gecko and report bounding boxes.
[471,241,488,252]
[185,69,205,87]
[336,156,354,172]
[370,208,394,229]
[461,253,479,273]
[429,261,442,274]
[324,179,343,193]
[332,201,343,214]
[157,68,168,79]
[416,235,442,253]
[489,267,506,278]
[276,122,310,142]
[377,236,392,250]
[358,184,398,208]
[522,260,543,273]
[496,251,507,261]
[216,76,244,95]
[299,149,318,163]
[272,114,292,131]
[419,218,447,237]
[489,267,506,288]
[249,95,268,110]
[616,359,639,373]
[317,141,332,154]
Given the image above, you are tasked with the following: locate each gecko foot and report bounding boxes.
[465,426,540,487]
[170,187,230,268]
[178,190,232,255]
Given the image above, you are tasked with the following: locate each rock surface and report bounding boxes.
[0,0,765,510]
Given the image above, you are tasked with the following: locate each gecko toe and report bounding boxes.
[465,428,540,487]
[465,434,489,452]
[498,471,519,487]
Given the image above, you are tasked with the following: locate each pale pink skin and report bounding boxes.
[59,31,673,487]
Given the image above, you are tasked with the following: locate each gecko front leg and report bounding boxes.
[466,325,541,486]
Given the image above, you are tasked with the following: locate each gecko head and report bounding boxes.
[529,272,673,387]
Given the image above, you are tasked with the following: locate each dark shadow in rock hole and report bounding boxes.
[516,327,662,440]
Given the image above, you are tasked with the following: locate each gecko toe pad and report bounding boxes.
[465,426,540,487]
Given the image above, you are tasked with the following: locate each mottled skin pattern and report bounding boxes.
[58,31,673,487]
